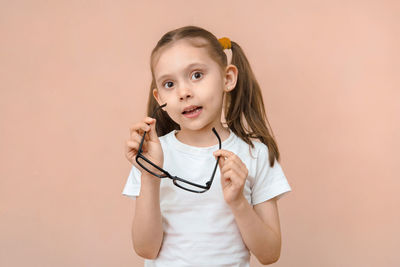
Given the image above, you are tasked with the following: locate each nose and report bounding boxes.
[177,83,193,101]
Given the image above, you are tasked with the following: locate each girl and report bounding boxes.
[123,25,292,267]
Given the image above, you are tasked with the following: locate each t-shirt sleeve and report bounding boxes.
[121,165,142,200]
[251,144,292,205]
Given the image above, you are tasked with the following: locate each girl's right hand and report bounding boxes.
[125,117,164,175]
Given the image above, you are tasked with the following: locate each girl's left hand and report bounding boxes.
[213,149,248,207]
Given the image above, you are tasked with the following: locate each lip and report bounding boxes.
[182,105,202,114]
[183,107,202,118]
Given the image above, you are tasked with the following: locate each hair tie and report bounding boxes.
[218,37,232,50]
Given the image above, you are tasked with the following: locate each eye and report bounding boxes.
[191,71,203,80]
[163,81,174,89]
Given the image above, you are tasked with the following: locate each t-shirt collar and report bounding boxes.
[167,128,236,156]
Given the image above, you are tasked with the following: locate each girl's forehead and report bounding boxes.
[154,40,214,73]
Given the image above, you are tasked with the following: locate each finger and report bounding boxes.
[130,121,149,134]
[231,155,246,170]
[220,166,244,186]
[223,169,243,186]
[125,140,139,159]
[126,140,139,149]
[141,129,151,142]
[214,150,234,170]
[215,154,225,170]
[147,118,158,141]
[214,150,247,171]
[130,131,147,148]
[130,131,143,143]
[213,149,235,159]
[220,159,234,173]
[127,139,150,153]
[130,117,154,133]
[129,121,151,149]
[143,116,155,125]
[130,123,151,141]
[221,159,247,178]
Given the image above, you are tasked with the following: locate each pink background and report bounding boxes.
[1,1,399,266]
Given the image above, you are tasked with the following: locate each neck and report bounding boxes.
[175,123,230,147]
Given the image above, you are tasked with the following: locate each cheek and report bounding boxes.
[156,90,167,103]
[157,91,174,108]
[164,105,181,121]
[204,90,224,108]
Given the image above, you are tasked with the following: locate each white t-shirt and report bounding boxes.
[122,128,292,267]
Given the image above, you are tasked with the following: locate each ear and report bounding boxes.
[152,88,163,105]
[223,64,238,93]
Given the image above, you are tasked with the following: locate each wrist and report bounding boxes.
[228,195,248,212]
[141,172,161,186]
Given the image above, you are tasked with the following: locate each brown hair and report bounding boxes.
[146,25,281,167]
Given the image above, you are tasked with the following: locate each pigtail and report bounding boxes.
[225,41,280,167]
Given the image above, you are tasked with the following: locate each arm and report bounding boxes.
[132,173,163,259]
[212,149,283,264]
[229,196,282,265]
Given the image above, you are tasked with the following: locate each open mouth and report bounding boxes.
[182,106,202,115]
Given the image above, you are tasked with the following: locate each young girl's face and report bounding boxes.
[153,39,229,133]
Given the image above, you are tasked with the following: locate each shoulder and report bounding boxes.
[252,139,271,162]
[158,130,175,146]
[233,135,270,161]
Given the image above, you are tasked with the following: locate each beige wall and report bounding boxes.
[1,1,399,266]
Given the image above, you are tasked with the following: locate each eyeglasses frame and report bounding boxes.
[135,103,221,193]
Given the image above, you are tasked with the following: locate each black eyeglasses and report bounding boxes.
[135,103,221,193]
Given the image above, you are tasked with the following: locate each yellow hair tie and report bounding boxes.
[218,37,231,50]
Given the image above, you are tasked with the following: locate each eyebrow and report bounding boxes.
[156,62,207,83]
